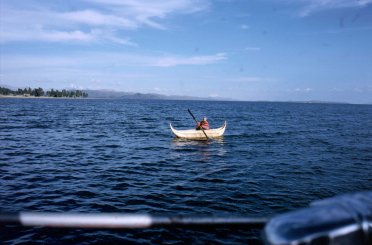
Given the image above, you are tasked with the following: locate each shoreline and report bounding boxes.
[0,95,89,99]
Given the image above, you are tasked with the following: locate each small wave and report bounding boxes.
[194,177,225,183]
[74,190,97,198]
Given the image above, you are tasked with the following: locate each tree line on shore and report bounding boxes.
[0,86,88,98]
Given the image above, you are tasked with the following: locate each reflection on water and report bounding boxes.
[171,137,225,146]
[161,137,229,195]
[171,137,226,161]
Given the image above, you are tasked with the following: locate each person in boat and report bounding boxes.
[196,116,210,130]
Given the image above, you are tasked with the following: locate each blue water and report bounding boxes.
[1,98,371,244]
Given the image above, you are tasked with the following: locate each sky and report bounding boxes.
[1,0,372,103]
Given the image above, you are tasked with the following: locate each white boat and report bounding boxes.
[170,121,226,140]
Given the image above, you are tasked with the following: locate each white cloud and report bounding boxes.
[150,53,227,67]
[1,25,136,45]
[0,7,134,44]
[69,83,84,90]
[60,10,138,29]
[40,30,96,42]
[295,87,313,92]
[240,24,250,30]
[153,87,174,93]
[2,52,227,70]
[0,0,210,43]
[295,0,372,17]
[85,0,210,16]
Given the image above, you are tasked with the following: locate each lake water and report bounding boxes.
[0,98,371,244]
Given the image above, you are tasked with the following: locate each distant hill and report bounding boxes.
[285,100,349,104]
[85,89,232,101]
[0,85,232,101]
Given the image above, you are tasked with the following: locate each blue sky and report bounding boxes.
[1,0,372,103]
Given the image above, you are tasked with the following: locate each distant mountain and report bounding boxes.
[85,89,232,101]
[0,85,233,101]
[84,89,133,98]
[291,100,349,104]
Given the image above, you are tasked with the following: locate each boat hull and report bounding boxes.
[170,121,226,140]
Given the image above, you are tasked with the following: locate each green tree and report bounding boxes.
[34,87,44,97]
[0,86,12,95]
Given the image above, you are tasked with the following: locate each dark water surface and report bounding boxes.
[1,98,371,244]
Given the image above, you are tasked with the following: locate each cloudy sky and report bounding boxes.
[1,0,372,103]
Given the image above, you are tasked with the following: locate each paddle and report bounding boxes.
[0,212,267,229]
[188,109,209,140]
